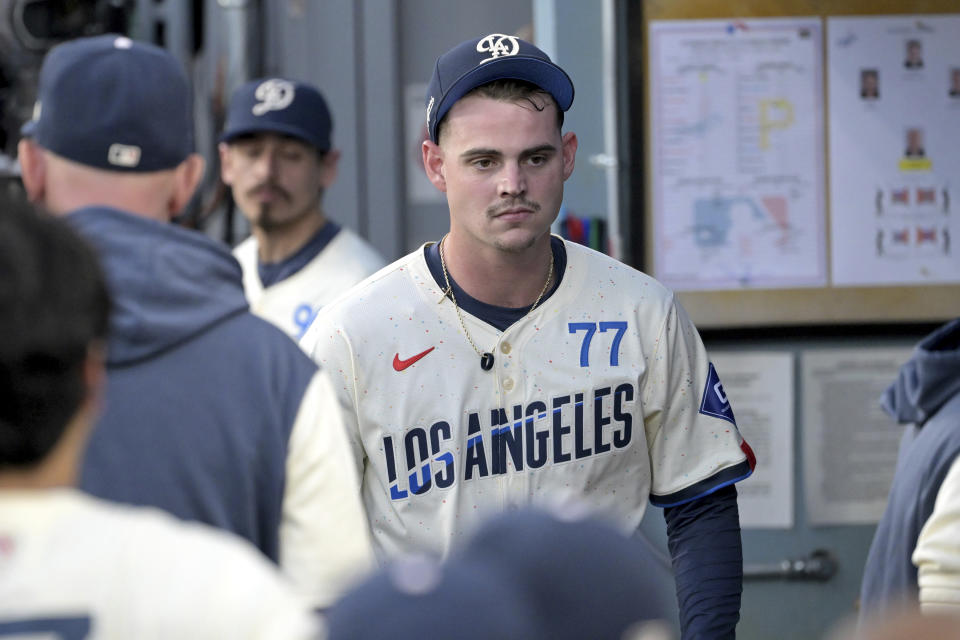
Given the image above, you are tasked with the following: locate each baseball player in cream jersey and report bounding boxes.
[302,34,755,639]
[221,78,386,340]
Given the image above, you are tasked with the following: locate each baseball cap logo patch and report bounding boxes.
[108,143,142,168]
[252,79,295,116]
[476,34,520,64]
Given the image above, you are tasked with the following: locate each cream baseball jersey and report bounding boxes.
[234,226,386,341]
[0,489,319,639]
[301,239,755,560]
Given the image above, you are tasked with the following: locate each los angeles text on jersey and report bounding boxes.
[382,383,636,500]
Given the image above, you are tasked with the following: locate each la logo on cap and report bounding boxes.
[477,33,520,64]
[252,79,295,116]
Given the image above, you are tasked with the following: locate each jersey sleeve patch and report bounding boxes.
[699,362,736,425]
[649,459,753,508]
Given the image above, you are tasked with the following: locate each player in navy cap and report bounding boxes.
[219,77,386,341]
[0,195,319,639]
[327,507,677,640]
[302,32,755,639]
[17,35,375,609]
[326,554,542,640]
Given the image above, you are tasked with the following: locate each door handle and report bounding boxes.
[744,549,837,581]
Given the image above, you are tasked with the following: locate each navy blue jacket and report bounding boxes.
[72,207,318,562]
[860,318,960,619]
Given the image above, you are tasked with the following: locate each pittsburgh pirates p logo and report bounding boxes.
[252,79,295,116]
[476,34,520,64]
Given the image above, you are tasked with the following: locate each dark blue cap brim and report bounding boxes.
[430,56,574,143]
[219,121,330,153]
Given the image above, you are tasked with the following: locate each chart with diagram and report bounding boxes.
[649,18,827,290]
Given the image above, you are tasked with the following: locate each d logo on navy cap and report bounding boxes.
[22,34,194,172]
[425,33,575,143]
[251,79,296,115]
[220,78,333,153]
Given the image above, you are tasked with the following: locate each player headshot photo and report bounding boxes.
[905,127,925,158]
[904,39,924,69]
[950,67,960,97]
[860,68,879,99]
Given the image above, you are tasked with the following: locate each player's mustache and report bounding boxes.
[487,198,541,217]
[249,182,291,201]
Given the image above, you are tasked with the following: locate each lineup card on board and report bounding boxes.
[648,18,827,291]
[827,14,960,286]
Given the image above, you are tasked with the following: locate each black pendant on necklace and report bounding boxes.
[480,352,495,371]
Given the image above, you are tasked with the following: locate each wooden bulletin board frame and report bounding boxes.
[627,0,960,329]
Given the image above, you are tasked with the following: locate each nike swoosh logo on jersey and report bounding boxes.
[393,347,436,371]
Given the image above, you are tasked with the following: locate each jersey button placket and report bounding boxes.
[495,339,522,506]
[496,338,516,394]
[493,342,516,508]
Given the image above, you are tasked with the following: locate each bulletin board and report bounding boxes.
[632,0,960,328]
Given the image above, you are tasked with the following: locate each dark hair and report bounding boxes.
[435,79,565,144]
[0,197,110,469]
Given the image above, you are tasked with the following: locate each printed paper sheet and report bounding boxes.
[828,15,960,285]
[649,18,827,290]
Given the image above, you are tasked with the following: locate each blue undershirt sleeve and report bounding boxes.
[663,484,743,640]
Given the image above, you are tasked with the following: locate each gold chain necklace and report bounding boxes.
[438,234,554,371]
